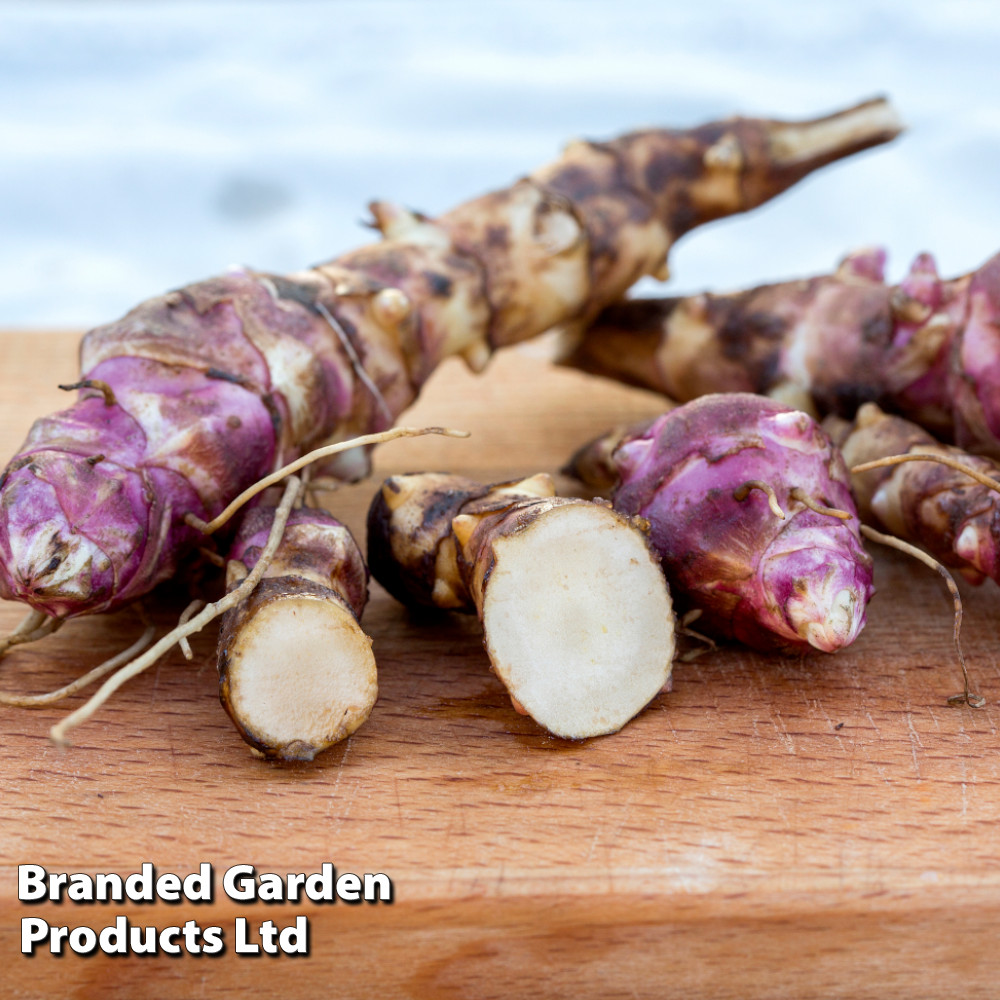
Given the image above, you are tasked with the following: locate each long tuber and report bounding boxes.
[367,473,674,739]
[561,246,1000,458]
[0,98,899,624]
[566,394,874,653]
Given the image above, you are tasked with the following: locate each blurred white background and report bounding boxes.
[1,0,998,328]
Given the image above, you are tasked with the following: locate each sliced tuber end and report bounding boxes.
[481,502,674,739]
[221,593,377,761]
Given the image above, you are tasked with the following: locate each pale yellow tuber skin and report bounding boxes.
[368,474,675,740]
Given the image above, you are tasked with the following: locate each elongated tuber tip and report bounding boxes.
[741,96,903,209]
[0,444,206,619]
[766,97,903,169]
[954,522,994,575]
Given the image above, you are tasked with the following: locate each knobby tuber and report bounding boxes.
[566,394,874,653]
[367,473,674,739]
[561,247,1000,457]
[0,98,899,624]
[218,499,376,761]
[830,402,1000,587]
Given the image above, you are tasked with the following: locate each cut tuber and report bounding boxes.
[218,499,376,761]
[367,473,674,739]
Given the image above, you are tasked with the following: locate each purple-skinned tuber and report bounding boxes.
[567,393,875,653]
[562,247,1000,459]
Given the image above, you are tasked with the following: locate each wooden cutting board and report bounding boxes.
[1,330,999,999]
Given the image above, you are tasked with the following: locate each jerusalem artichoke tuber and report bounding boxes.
[0,98,899,624]
[566,394,874,653]
[218,500,376,761]
[830,402,1000,587]
[367,473,675,739]
[562,247,1000,459]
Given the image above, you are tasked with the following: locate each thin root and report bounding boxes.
[851,452,1000,494]
[789,488,852,520]
[185,425,469,535]
[300,465,320,509]
[177,601,206,660]
[677,607,715,661]
[860,524,985,708]
[50,477,303,746]
[677,624,717,662]
[0,610,63,660]
[315,301,394,425]
[305,476,342,493]
[1,609,49,648]
[197,546,226,569]
[0,625,156,707]
[58,379,117,407]
[734,480,785,519]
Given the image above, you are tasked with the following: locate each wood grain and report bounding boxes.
[2,330,1000,998]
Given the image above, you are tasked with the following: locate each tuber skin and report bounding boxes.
[567,394,874,654]
[218,501,376,761]
[367,473,675,740]
[830,403,1000,587]
[561,247,1000,459]
[0,97,900,621]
